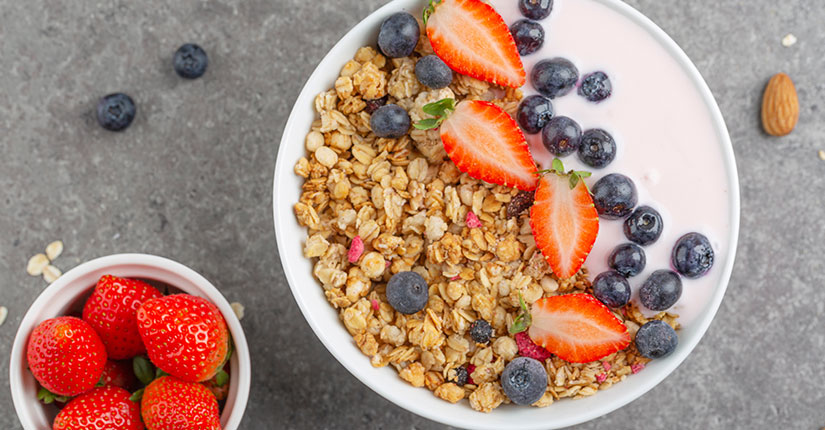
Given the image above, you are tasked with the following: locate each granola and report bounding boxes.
[292,33,679,411]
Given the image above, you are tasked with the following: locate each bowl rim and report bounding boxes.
[9,253,252,430]
[272,0,740,428]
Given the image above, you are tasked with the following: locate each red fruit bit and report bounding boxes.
[348,236,364,263]
[450,275,460,281]
[631,363,645,374]
[514,331,553,362]
[465,211,482,228]
[602,361,612,372]
[467,364,476,385]
[371,299,380,312]
[596,373,607,383]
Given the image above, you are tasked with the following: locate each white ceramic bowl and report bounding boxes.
[273,0,740,428]
[9,254,251,430]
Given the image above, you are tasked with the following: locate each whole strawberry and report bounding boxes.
[142,376,221,430]
[53,386,143,430]
[137,294,229,382]
[27,316,107,397]
[100,360,138,390]
[82,275,163,359]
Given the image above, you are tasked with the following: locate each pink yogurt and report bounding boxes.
[491,0,733,325]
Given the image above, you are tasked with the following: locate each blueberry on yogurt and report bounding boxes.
[510,19,544,56]
[672,232,714,278]
[577,129,616,168]
[531,58,578,99]
[591,173,637,219]
[639,270,682,311]
[517,95,554,134]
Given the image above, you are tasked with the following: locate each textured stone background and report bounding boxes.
[1,0,823,428]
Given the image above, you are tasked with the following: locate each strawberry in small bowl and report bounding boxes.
[9,254,251,430]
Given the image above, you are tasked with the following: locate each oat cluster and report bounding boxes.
[293,24,679,411]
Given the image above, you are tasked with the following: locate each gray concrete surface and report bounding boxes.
[1,0,823,428]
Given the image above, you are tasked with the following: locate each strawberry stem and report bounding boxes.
[508,293,532,334]
[414,98,456,130]
[37,386,69,404]
[536,158,593,190]
[129,388,144,403]
[133,356,155,386]
[422,0,440,26]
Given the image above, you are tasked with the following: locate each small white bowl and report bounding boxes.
[9,254,251,430]
[273,0,739,428]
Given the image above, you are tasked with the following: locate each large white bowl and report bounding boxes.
[9,254,251,430]
[272,0,740,428]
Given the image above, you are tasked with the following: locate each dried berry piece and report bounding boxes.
[506,190,536,219]
[364,95,389,114]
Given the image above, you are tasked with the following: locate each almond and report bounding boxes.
[761,73,799,136]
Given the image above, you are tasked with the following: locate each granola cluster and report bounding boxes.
[293,26,679,411]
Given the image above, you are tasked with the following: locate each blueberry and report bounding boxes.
[386,271,429,314]
[415,55,453,89]
[173,43,208,79]
[577,129,616,168]
[591,173,637,219]
[578,71,612,102]
[517,95,554,135]
[635,320,678,359]
[469,319,492,344]
[592,271,631,308]
[510,20,544,56]
[500,357,547,405]
[377,12,420,58]
[541,116,581,156]
[671,232,714,278]
[624,206,664,246]
[531,58,578,99]
[96,93,136,132]
[519,0,554,20]
[639,270,682,311]
[449,366,469,386]
[370,104,411,138]
[608,243,646,278]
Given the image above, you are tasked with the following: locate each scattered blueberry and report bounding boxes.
[592,271,631,308]
[639,270,682,311]
[173,43,208,79]
[500,357,547,405]
[415,55,453,89]
[506,190,536,219]
[370,104,411,138]
[96,93,136,132]
[608,243,646,278]
[449,366,469,386]
[510,19,544,56]
[591,173,637,219]
[624,206,664,246]
[517,95,554,134]
[635,320,678,359]
[578,71,612,102]
[386,271,429,314]
[469,319,493,344]
[671,232,714,278]
[364,95,389,114]
[541,116,582,156]
[518,0,554,20]
[577,129,616,168]
[377,12,420,58]
[531,58,579,99]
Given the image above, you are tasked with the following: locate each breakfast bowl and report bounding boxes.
[9,253,251,430]
[273,0,739,428]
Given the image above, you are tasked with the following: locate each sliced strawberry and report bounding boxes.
[426,0,526,88]
[529,294,630,363]
[530,165,599,278]
[440,100,538,191]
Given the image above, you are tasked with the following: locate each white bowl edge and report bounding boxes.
[9,253,252,430]
[271,0,740,428]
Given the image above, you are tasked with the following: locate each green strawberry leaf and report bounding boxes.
[508,293,532,334]
[422,0,440,26]
[155,368,169,379]
[551,158,564,174]
[37,387,69,404]
[129,388,144,403]
[133,356,155,386]
[215,370,230,387]
[415,98,456,130]
[413,118,442,130]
